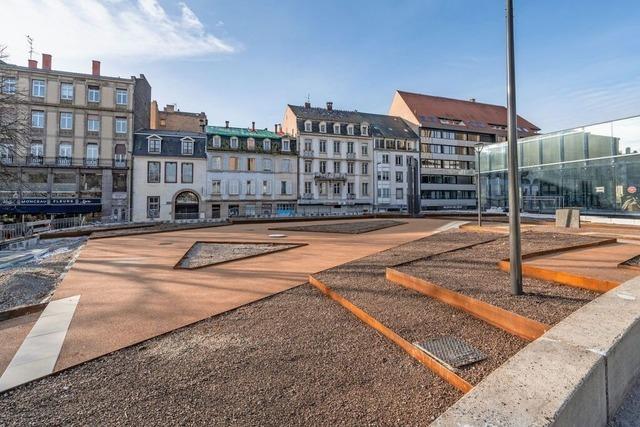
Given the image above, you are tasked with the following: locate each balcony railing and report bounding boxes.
[302,150,314,157]
[302,192,313,199]
[346,152,356,159]
[0,156,129,169]
[314,172,347,181]
[56,156,73,166]
[0,156,14,165]
[84,158,99,167]
[27,155,44,165]
[113,158,127,168]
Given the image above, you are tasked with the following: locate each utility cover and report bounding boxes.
[415,336,486,371]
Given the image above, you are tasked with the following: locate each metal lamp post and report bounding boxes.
[506,0,523,295]
[474,142,485,226]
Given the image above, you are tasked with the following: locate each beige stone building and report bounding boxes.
[150,101,207,133]
[0,53,151,220]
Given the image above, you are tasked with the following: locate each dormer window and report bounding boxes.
[147,135,161,154]
[361,123,368,136]
[347,124,354,136]
[247,138,255,150]
[319,122,327,133]
[439,117,466,126]
[263,139,271,151]
[304,120,312,132]
[212,135,221,148]
[230,136,239,149]
[181,137,194,155]
[282,139,290,152]
[333,123,340,134]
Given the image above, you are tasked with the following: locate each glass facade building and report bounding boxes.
[479,116,640,216]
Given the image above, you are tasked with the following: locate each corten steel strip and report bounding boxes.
[308,275,473,394]
[385,268,549,341]
[498,261,620,293]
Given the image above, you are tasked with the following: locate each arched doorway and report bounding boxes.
[174,191,200,220]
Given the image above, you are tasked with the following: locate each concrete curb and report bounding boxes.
[431,275,640,426]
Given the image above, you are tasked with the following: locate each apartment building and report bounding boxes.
[131,129,207,221]
[150,101,207,133]
[205,123,297,218]
[389,90,539,210]
[0,54,150,220]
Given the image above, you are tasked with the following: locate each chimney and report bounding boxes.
[225,120,229,128]
[274,124,278,133]
[42,53,52,70]
[251,121,256,131]
[326,101,333,111]
[469,98,476,103]
[28,59,38,69]
[304,101,311,109]
[165,104,175,113]
[92,60,101,76]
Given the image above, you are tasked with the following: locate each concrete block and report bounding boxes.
[556,208,581,228]
[432,338,606,427]
[543,276,640,417]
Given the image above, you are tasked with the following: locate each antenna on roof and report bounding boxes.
[306,93,310,103]
[26,35,34,60]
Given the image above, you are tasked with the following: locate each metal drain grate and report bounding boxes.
[414,336,486,371]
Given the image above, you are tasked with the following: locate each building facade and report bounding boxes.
[150,101,207,133]
[0,54,150,220]
[480,115,640,217]
[389,90,539,211]
[131,130,207,221]
[205,123,298,218]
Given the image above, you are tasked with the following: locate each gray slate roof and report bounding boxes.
[133,129,207,158]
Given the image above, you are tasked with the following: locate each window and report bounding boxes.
[377,187,390,199]
[86,143,99,161]
[361,162,368,174]
[212,135,221,148]
[148,137,161,153]
[263,139,271,151]
[181,163,193,183]
[347,182,355,195]
[319,140,327,153]
[304,160,312,173]
[32,79,45,97]
[247,158,256,171]
[319,122,326,133]
[439,117,465,126]
[229,180,240,195]
[229,156,239,170]
[60,83,73,101]
[165,162,177,183]
[304,181,312,194]
[282,139,290,151]
[304,121,312,132]
[319,182,327,195]
[333,140,340,154]
[0,144,13,164]
[395,155,403,166]
[211,180,221,195]
[263,158,272,171]
[396,188,404,200]
[361,182,369,196]
[361,124,368,136]
[147,161,160,183]
[209,156,222,170]
[230,137,239,149]
[115,117,127,134]
[31,110,45,128]
[378,170,390,181]
[333,182,341,195]
[361,143,368,156]
[263,180,272,195]
[30,142,44,158]
[246,180,255,195]
[147,196,160,218]
[395,171,403,182]
[281,159,291,172]
[2,77,16,94]
[60,112,73,130]
[347,124,354,135]
[319,160,327,173]
[381,154,389,164]
[181,138,194,155]
[333,123,340,134]
[333,161,341,173]
[116,89,128,105]
[87,85,100,103]
[247,138,255,150]
[114,144,126,167]
[304,139,312,152]
[59,143,72,160]
[347,162,354,174]
[347,141,354,154]
[87,115,100,133]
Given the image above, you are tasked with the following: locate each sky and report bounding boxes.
[1,0,639,133]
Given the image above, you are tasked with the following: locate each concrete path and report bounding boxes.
[0,218,451,381]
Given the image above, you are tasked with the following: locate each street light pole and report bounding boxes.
[474,143,485,227]
[506,0,523,295]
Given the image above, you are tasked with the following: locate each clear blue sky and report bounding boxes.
[5,0,640,132]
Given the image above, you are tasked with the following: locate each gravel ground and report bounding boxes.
[397,232,602,325]
[270,220,406,234]
[89,222,228,239]
[315,230,526,385]
[609,373,640,426]
[0,283,461,426]
[178,242,301,268]
[621,254,640,267]
[0,238,85,312]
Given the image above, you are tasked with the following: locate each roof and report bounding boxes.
[0,61,136,83]
[133,130,207,158]
[206,125,282,139]
[135,129,206,139]
[395,90,540,133]
[288,105,418,140]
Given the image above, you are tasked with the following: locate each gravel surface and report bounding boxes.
[315,230,525,385]
[622,254,640,267]
[178,242,301,268]
[0,238,85,312]
[0,283,461,426]
[397,232,602,325]
[89,222,228,239]
[270,220,406,234]
[609,373,640,426]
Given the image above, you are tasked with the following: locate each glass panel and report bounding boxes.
[563,131,585,162]
[521,138,540,167]
[540,134,561,164]
[613,116,640,156]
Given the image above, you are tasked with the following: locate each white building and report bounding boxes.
[204,123,298,218]
[131,130,207,221]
